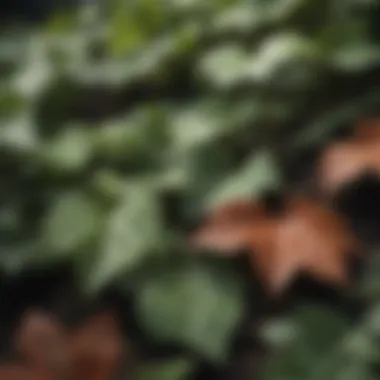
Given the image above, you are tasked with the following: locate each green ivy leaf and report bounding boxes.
[132,358,194,380]
[169,102,236,151]
[39,127,95,173]
[261,304,380,380]
[0,88,26,119]
[206,149,281,209]
[0,113,38,154]
[13,34,53,99]
[211,3,263,34]
[261,305,350,380]
[198,45,248,89]
[87,184,163,292]
[135,261,244,362]
[243,33,319,86]
[41,191,104,257]
[110,0,167,55]
[0,241,40,275]
[330,45,380,72]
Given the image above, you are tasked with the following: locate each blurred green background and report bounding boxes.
[2,0,380,379]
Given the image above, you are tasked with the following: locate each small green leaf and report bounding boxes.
[91,169,125,202]
[13,35,53,99]
[261,304,378,380]
[0,242,40,275]
[42,191,104,257]
[132,358,194,380]
[135,261,244,362]
[260,318,299,348]
[198,45,248,89]
[44,11,77,35]
[243,33,319,86]
[0,114,38,153]
[264,0,306,23]
[206,149,281,209]
[211,3,262,34]
[331,45,380,72]
[170,102,234,151]
[88,184,163,291]
[39,127,95,173]
[0,88,25,118]
[110,0,167,55]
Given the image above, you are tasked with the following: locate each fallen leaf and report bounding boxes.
[70,311,124,380]
[354,119,380,140]
[0,365,53,380]
[9,309,126,380]
[191,196,359,294]
[317,119,380,193]
[189,199,268,256]
[14,310,72,378]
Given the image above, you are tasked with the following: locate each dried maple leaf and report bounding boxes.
[189,199,268,256]
[14,310,72,379]
[191,196,360,294]
[0,365,53,380]
[7,309,126,380]
[70,311,124,380]
[317,119,380,193]
[354,119,380,140]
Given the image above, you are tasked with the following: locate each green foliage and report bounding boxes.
[205,149,282,209]
[261,304,380,380]
[87,183,165,291]
[41,190,104,257]
[38,127,95,173]
[1,0,380,378]
[135,261,245,361]
[132,358,194,380]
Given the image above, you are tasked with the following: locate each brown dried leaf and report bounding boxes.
[70,311,124,380]
[191,196,360,294]
[318,119,380,193]
[354,119,380,140]
[14,310,72,378]
[0,365,53,380]
[190,200,268,255]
